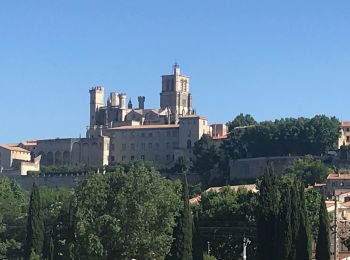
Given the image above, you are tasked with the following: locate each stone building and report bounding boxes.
[339,121,350,148]
[0,64,225,173]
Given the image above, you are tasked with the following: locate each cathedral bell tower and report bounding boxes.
[160,63,193,122]
[89,87,104,127]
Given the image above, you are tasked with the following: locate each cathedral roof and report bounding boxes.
[107,124,179,131]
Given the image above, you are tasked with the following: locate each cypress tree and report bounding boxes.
[25,182,44,258]
[315,196,330,260]
[295,181,312,260]
[256,164,279,260]
[277,183,292,260]
[192,214,203,260]
[287,177,300,260]
[167,175,193,260]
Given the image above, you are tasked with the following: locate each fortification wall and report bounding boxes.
[229,156,300,181]
[3,174,86,191]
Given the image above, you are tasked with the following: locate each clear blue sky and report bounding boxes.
[1,0,349,144]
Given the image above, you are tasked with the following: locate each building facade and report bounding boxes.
[339,121,350,148]
[0,64,223,173]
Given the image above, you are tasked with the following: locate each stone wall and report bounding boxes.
[229,156,300,181]
[3,174,86,191]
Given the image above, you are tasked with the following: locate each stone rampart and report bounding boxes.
[230,156,300,181]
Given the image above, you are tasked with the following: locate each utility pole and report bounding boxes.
[242,236,251,260]
[334,192,338,260]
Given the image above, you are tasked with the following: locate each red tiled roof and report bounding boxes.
[189,195,201,204]
[0,144,30,153]
[212,135,228,140]
[327,173,350,180]
[341,121,350,127]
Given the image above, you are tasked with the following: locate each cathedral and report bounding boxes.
[0,65,227,174]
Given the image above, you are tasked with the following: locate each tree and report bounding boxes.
[276,183,292,260]
[173,156,193,173]
[284,155,331,186]
[193,134,220,173]
[256,165,279,260]
[72,162,182,259]
[223,115,340,159]
[0,177,27,259]
[315,197,330,260]
[295,181,312,260]
[167,176,193,260]
[227,113,257,132]
[25,182,44,259]
[305,189,322,238]
[192,214,203,260]
[198,186,257,259]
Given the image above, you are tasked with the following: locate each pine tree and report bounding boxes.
[25,182,44,258]
[256,165,279,260]
[315,196,330,260]
[167,174,193,260]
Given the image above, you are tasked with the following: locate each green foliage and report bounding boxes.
[39,164,99,175]
[256,165,280,260]
[173,156,193,173]
[198,187,257,259]
[0,177,27,259]
[257,169,312,260]
[29,249,40,260]
[305,189,322,237]
[167,177,192,260]
[25,183,44,258]
[72,162,182,259]
[192,214,203,260]
[295,181,312,260]
[316,197,330,260]
[285,155,331,186]
[203,253,217,260]
[276,182,292,260]
[223,115,340,159]
[227,113,257,132]
[343,237,350,251]
[188,183,202,197]
[40,187,73,260]
[193,135,220,173]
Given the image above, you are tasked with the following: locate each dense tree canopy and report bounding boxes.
[193,134,221,173]
[72,163,182,260]
[0,177,27,259]
[227,113,257,132]
[223,115,340,159]
[257,169,312,260]
[285,155,331,186]
[197,187,258,259]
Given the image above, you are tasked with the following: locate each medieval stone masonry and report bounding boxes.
[0,64,228,174]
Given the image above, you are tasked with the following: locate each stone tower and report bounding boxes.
[89,87,104,127]
[160,63,192,120]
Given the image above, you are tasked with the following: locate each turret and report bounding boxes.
[109,92,119,107]
[173,62,180,76]
[138,96,145,109]
[118,93,127,109]
[89,86,104,127]
[128,99,133,109]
